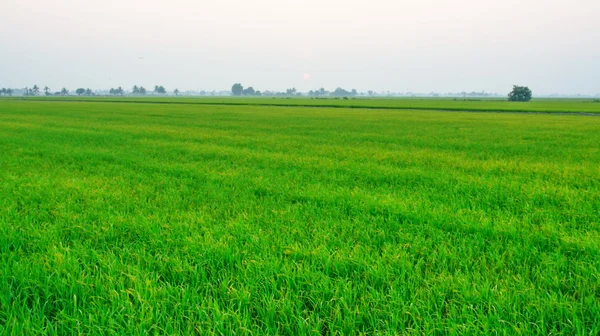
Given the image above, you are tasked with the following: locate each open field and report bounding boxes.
[1,99,600,334]
[5,96,600,114]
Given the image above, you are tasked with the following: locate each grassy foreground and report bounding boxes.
[1,100,599,334]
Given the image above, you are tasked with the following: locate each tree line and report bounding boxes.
[18,85,70,96]
[231,84,363,98]
[1,84,533,101]
[0,88,14,96]
[1,85,180,97]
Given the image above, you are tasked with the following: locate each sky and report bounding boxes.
[1,0,599,95]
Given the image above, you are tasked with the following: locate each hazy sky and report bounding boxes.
[2,0,599,94]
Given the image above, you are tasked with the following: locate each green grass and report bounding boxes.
[1,100,599,334]
[6,96,600,114]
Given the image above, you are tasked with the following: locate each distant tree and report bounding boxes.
[116,86,124,95]
[286,88,297,96]
[139,87,147,95]
[109,88,115,95]
[85,88,93,96]
[242,87,256,96]
[174,88,180,96]
[0,88,5,96]
[351,89,357,96]
[331,87,351,97]
[6,89,12,96]
[508,85,532,102]
[32,85,40,95]
[254,90,261,96]
[76,88,85,96]
[231,83,243,96]
[318,88,328,96]
[61,88,69,96]
[44,86,50,96]
[132,85,139,94]
[367,90,374,96]
[158,86,166,94]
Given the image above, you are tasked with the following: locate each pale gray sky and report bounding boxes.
[2,0,599,94]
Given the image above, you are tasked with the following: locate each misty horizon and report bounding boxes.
[2,0,599,95]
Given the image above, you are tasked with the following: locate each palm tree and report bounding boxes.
[32,85,40,95]
[154,85,159,95]
[44,86,50,95]
[174,89,180,96]
[132,85,139,95]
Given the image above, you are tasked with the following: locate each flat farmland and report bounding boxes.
[10,96,600,114]
[1,100,599,334]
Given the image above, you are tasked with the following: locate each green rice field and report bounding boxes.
[9,96,600,114]
[1,99,599,334]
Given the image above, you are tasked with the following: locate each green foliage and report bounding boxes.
[242,86,255,95]
[109,87,124,96]
[153,85,166,95]
[309,88,330,97]
[329,88,358,97]
[1,99,599,334]
[231,83,243,96]
[508,85,533,102]
[132,85,149,95]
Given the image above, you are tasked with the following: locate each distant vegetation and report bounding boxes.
[0,88,13,96]
[76,88,95,96]
[153,85,167,95]
[132,85,147,95]
[109,87,124,96]
[231,83,361,98]
[508,85,533,102]
[2,83,598,100]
